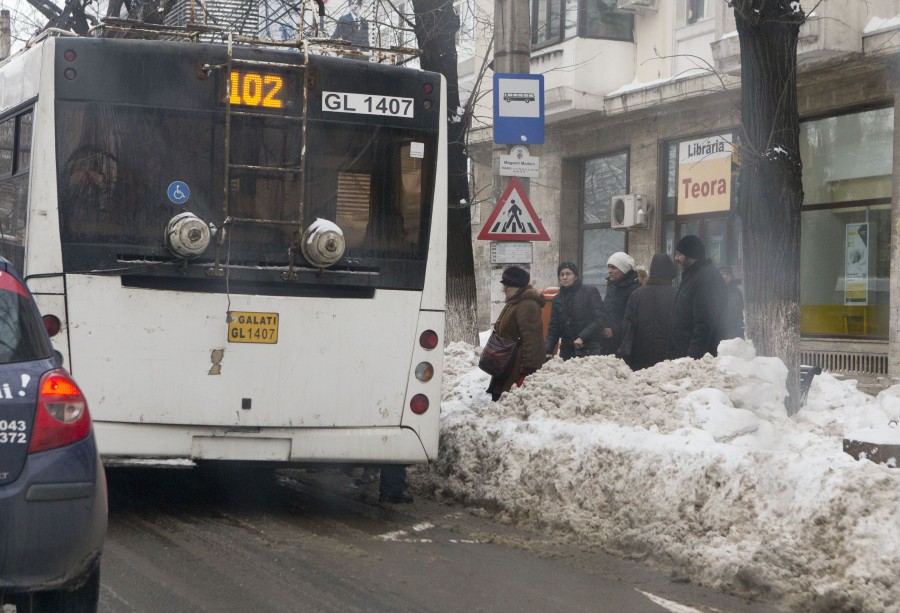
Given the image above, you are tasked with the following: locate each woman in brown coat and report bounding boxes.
[486,266,547,401]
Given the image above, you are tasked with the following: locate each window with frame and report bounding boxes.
[799,107,893,339]
[0,110,32,272]
[680,0,706,26]
[531,0,633,47]
[581,151,627,292]
[688,0,705,24]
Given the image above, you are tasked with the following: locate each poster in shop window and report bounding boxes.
[844,223,869,306]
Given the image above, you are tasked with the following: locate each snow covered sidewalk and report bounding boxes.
[417,339,900,612]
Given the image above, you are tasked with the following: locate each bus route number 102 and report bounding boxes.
[228,70,286,109]
[323,92,414,119]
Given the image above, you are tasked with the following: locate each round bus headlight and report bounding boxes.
[410,394,429,415]
[165,212,211,258]
[415,362,434,382]
[301,218,345,268]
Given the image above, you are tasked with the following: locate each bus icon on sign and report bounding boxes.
[503,92,535,103]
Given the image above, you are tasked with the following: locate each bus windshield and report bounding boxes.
[56,101,437,290]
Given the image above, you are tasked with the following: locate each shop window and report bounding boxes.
[582,151,627,292]
[800,108,893,205]
[531,0,633,47]
[799,107,893,339]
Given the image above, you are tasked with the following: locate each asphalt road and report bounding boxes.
[98,464,778,613]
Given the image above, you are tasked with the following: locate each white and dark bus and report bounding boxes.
[0,34,446,467]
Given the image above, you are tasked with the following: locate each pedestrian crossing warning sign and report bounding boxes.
[477,177,549,241]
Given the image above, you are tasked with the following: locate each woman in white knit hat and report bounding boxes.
[601,251,640,355]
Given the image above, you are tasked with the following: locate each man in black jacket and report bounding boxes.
[668,235,726,359]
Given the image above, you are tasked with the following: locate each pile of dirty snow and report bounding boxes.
[414,339,900,612]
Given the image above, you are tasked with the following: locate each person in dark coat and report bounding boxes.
[486,266,546,402]
[544,261,604,360]
[668,235,726,359]
[718,266,745,340]
[600,252,640,355]
[617,253,677,370]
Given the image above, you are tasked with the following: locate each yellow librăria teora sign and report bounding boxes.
[678,134,734,215]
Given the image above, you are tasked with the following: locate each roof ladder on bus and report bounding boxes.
[206,33,312,280]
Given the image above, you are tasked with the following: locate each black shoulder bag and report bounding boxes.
[478,332,521,378]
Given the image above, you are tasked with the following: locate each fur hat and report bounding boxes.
[607,252,635,274]
[675,235,705,260]
[501,266,530,288]
[557,261,578,277]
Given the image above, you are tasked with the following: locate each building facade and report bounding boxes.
[464,0,900,391]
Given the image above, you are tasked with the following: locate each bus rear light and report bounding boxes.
[64,49,77,62]
[63,68,77,80]
[419,330,438,349]
[42,314,61,338]
[423,83,433,94]
[423,101,432,110]
[415,362,434,382]
[410,394,429,415]
[29,370,91,454]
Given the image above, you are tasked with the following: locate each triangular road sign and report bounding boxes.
[477,177,549,241]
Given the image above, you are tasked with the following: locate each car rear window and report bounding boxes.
[0,271,53,364]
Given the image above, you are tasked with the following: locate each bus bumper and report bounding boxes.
[93,422,432,464]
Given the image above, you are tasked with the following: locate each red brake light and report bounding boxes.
[423,83,433,94]
[28,369,91,454]
[419,330,438,350]
[410,394,429,415]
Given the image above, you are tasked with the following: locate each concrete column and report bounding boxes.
[487,0,538,324]
[493,0,531,74]
[890,74,900,383]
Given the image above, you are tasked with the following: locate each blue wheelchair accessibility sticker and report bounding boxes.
[167,181,190,205]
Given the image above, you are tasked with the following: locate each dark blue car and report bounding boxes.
[0,258,107,612]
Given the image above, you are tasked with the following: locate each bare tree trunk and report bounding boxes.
[733,1,805,413]
[412,0,478,345]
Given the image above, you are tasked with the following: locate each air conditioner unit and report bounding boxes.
[610,194,645,229]
[616,0,658,12]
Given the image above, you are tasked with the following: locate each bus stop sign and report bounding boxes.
[493,74,544,145]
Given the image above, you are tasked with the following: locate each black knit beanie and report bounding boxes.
[675,235,705,260]
[557,261,578,277]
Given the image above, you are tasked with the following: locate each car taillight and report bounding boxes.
[28,369,91,454]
